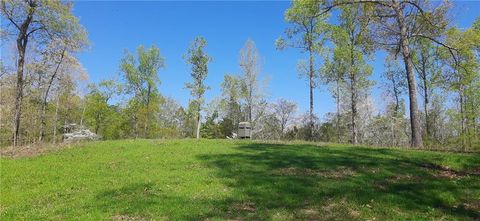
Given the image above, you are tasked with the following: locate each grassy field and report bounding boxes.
[1,139,479,220]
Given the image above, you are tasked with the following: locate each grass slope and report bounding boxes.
[1,139,479,220]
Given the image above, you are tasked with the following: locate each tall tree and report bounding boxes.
[120,45,164,138]
[383,56,408,146]
[322,52,345,142]
[220,74,242,136]
[1,0,87,146]
[318,0,455,147]
[325,5,373,144]
[441,24,480,149]
[412,39,441,144]
[276,0,329,140]
[239,39,262,126]
[38,36,87,142]
[184,36,211,139]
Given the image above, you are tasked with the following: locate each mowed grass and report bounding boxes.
[1,139,479,220]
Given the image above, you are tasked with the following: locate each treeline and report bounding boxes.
[1,0,479,150]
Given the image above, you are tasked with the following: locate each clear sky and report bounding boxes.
[68,1,479,117]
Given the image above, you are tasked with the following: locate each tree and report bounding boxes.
[276,0,329,140]
[219,74,242,137]
[273,98,297,138]
[239,39,264,127]
[383,56,408,146]
[38,37,87,142]
[84,80,121,136]
[324,4,373,144]
[321,51,346,142]
[120,45,165,138]
[200,111,222,139]
[441,24,480,149]
[412,39,442,144]
[1,0,87,146]
[157,97,184,138]
[317,0,455,147]
[184,36,211,139]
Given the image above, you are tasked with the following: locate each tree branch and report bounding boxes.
[316,0,392,18]
[26,25,44,38]
[1,1,20,30]
[410,33,458,65]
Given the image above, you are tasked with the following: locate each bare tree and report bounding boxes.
[273,98,297,138]
[239,39,263,125]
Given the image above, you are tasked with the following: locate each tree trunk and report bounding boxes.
[392,78,400,147]
[308,49,315,140]
[470,94,477,144]
[248,89,252,123]
[395,4,423,148]
[423,76,430,141]
[53,94,60,144]
[39,49,65,142]
[196,112,201,139]
[335,79,340,143]
[12,48,26,146]
[459,88,466,150]
[418,54,430,143]
[134,114,139,139]
[12,2,35,146]
[350,44,357,145]
[144,85,151,138]
[80,99,87,127]
[350,76,357,145]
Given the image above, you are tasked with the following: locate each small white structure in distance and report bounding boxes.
[63,123,100,142]
[238,122,251,139]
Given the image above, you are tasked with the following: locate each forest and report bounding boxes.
[1,0,479,150]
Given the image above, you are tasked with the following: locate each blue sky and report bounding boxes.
[56,1,480,117]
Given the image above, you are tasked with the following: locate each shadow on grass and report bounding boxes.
[91,143,479,220]
[93,183,224,220]
[197,143,480,220]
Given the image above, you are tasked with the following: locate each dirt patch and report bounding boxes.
[314,198,360,220]
[387,174,422,182]
[462,201,480,211]
[375,174,422,190]
[299,208,321,220]
[111,214,148,221]
[466,167,480,176]
[272,166,356,179]
[419,163,479,179]
[231,202,256,213]
[0,142,81,158]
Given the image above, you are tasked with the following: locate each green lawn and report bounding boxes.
[1,139,479,220]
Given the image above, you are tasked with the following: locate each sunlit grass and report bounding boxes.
[1,139,479,220]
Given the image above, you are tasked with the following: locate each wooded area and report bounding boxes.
[1,0,479,150]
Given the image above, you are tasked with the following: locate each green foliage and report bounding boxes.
[219,74,243,136]
[277,0,330,83]
[1,0,89,50]
[200,111,223,139]
[121,45,164,103]
[440,24,480,148]
[184,36,211,102]
[278,0,329,52]
[184,36,212,138]
[84,80,123,139]
[120,45,165,138]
